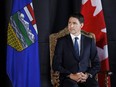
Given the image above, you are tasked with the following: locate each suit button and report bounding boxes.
[78,63,80,66]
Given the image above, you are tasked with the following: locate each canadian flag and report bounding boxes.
[81,0,111,87]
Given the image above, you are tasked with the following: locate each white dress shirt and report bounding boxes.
[70,33,81,55]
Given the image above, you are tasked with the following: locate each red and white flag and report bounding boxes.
[81,0,111,87]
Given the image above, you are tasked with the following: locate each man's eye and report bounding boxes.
[68,22,71,24]
[73,22,77,24]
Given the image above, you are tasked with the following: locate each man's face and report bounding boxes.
[68,17,83,35]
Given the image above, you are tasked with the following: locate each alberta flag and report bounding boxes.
[81,0,111,87]
[7,0,40,87]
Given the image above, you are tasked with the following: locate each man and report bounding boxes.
[52,13,100,87]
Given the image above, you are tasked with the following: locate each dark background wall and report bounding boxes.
[0,0,116,87]
[0,0,12,87]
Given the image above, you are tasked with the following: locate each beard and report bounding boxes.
[70,29,77,34]
[69,29,81,36]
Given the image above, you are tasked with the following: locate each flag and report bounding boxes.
[7,0,40,87]
[81,0,111,87]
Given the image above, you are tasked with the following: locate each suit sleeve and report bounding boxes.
[52,38,71,76]
[86,38,101,77]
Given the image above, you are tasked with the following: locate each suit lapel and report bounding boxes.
[79,35,84,61]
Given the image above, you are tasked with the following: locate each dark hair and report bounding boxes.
[70,13,84,23]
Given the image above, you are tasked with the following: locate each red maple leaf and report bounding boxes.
[81,0,107,49]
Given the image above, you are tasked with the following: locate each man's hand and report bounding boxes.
[69,72,82,82]
[68,72,89,83]
[79,72,88,83]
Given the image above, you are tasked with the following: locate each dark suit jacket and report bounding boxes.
[52,34,100,87]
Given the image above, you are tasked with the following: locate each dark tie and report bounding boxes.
[74,37,79,59]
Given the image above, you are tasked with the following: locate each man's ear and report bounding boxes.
[81,23,84,28]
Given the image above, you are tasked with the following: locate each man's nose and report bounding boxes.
[70,24,74,27]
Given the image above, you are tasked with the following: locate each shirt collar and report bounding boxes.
[70,33,81,40]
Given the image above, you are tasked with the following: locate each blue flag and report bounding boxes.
[7,0,40,87]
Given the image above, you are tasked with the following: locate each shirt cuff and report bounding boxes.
[87,73,93,78]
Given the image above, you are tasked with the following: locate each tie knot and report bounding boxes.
[75,37,78,40]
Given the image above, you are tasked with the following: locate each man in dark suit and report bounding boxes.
[52,13,100,87]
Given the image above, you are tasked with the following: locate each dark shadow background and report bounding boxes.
[0,0,116,87]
